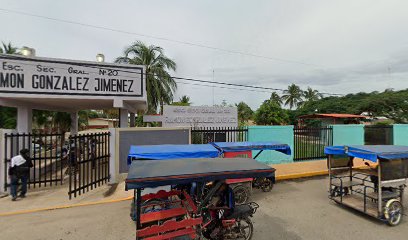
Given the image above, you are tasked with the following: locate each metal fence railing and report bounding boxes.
[294,127,333,161]
[68,132,110,199]
[191,127,248,144]
[3,132,65,191]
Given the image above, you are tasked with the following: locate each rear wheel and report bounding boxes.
[384,199,403,226]
[260,178,273,192]
[142,199,165,213]
[130,199,164,222]
[233,185,250,205]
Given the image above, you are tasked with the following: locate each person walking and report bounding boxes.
[9,149,33,201]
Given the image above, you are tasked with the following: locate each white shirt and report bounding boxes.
[11,155,26,167]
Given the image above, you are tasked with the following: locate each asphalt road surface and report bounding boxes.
[1,177,407,240]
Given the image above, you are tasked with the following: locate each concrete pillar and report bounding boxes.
[0,129,16,195]
[70,112,78,135]
[108,128,117,184]
[17,106,32,133]
[129,112,136,127]
[119,109,129,128]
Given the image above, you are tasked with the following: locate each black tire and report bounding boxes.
[130,199,164,222]
[330,186,348,197]
[236,217,254,240]
[142,199,165,213]
[234,185,250,205]
[384,199,403,226]
[260,178,273,192]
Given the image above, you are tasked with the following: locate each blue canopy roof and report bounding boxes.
[211,141,291,155]
[325,145,408,162]
[126,157,276,190]
[127,144,219,164]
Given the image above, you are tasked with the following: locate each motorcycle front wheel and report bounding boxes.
[236,217,254,240]
[233,185,251,205]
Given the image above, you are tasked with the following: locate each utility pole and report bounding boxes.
[212,70,215,106]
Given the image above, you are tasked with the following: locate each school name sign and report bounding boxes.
[144,105,238,128]
[0,55,144,98]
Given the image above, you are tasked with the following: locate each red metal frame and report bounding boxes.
[137,190,202,239]
[224,151,252,158]
[142,190,181,201]
[140,208,187,225]
[182,191,198,213]
[137,218,203,239]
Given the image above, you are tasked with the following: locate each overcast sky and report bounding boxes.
[2,0,408,109]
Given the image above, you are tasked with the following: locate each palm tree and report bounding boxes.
[115,41,177,113]
[303,87,323,102]
[236,102,253,124]
[0,42,18,54]
[179,95,191,105]
[269,92,283,106]
[282,84,303,109]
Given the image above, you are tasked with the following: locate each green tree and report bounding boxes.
[85,110,100,119]
[0,107,17,129]
[0,42,19,129]
[102,109,119,127]
[269,92,283,106]
[0,42,18,54]
[78,110,89,130]
[303,87,323,102]
[51,112,71,133]
[295,89,408,124]
[32,110,89,133]
[282,84,303,109]
[236,102,253,124]
[115,41,177,113]
[172,95,191,106]
[358,90,408,123]
[33,110,51,130]
[254,100,289,125]
[180,95,191,105]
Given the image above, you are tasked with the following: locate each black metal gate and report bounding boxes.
[294,127,333,161]
[68,132,110,199]
[364,125,393,145]
[3,132,65,191]
[191,127,248,144]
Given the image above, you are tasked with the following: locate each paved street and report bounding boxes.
[1,177,407,240]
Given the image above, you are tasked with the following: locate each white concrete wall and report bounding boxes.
[17,106,32,133]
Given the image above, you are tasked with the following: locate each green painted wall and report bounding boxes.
[331,124,364,146]
[393,124,408,145]
[248,126,294,164]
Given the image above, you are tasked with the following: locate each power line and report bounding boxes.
[165,76,343,96]
[1,54,344,96]
[175,81,274,94]
[0,7,324,68]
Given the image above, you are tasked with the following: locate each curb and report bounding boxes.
[0,196,133,217]
[0,170,332,217]
[276,170,328,181]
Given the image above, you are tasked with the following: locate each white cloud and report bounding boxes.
[1,0,408,109]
